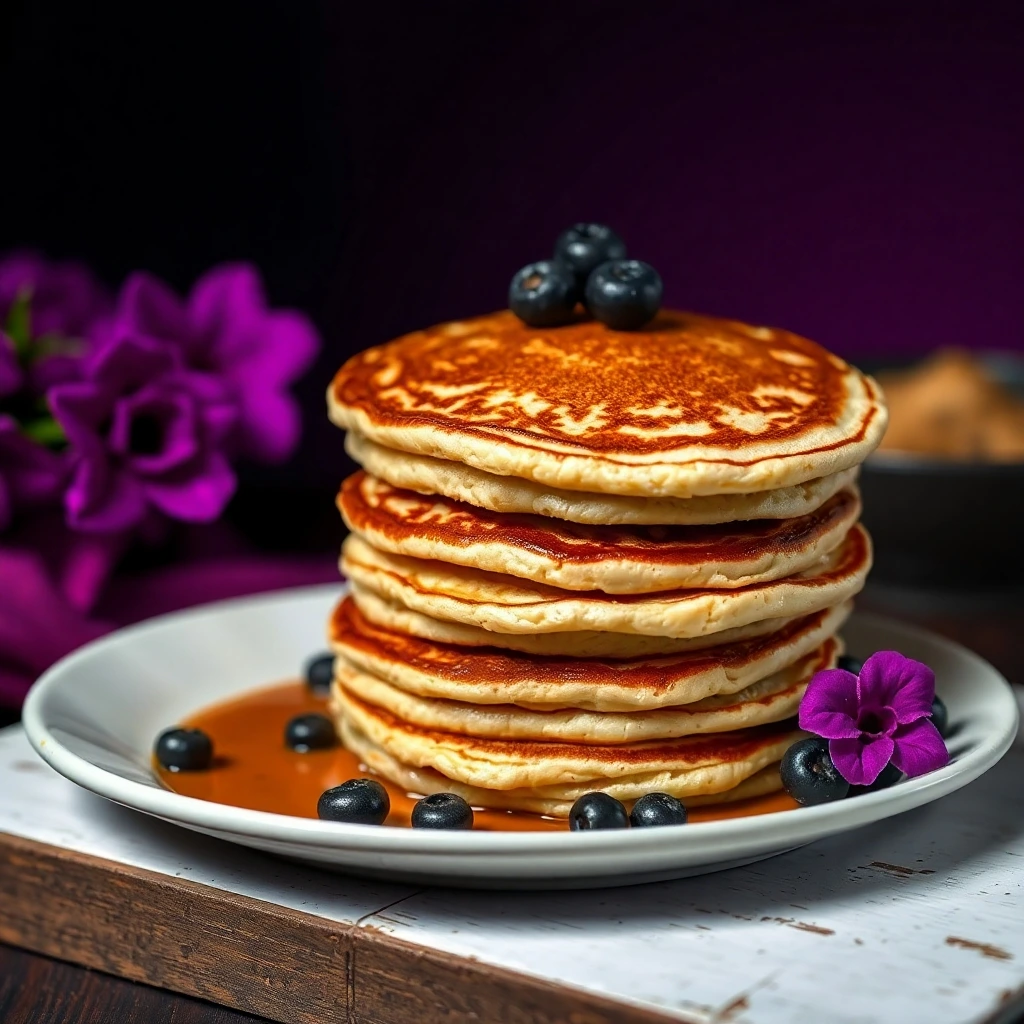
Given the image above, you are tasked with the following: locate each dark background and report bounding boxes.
[1,0,1022,503]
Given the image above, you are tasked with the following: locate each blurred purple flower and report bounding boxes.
[50,333,238,532]
[0,417,66,532]
[0,545,111,706]
[799,650,948,786]
[107,265,318,463]
[0,333,22,397]
[0,250,112,340]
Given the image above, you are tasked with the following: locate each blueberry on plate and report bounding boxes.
[629,792,688,828]
[584,260,663,330]
[837,654,864,675]
[285,713,337,752]
[849,761,903,795]
[411,792,474,830]
[568,792,630,831]
[317,779,390,825]
[931,695,950,737]
[553,223,627,291]
[780,737,850,806]
[509,260,579,327]
[154,727,213,772]
[305,652,335,694]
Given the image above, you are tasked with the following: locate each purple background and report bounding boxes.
[2,0,1022,489]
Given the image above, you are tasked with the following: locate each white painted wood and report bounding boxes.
[2,709,1023,1024]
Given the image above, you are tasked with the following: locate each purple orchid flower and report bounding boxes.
[799,650,949,786]
[49,332,238,533]
[103,265,318,464]
[0,250,112,340]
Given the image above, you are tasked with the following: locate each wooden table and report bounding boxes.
[1,581,1023,1024]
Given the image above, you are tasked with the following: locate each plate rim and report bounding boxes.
[21,586,1020,860]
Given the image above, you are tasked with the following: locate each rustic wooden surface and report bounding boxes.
[0,942,266,1024]
[1,582,1023,1024]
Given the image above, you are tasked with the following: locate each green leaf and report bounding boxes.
[32,332,85,360]
[22,416,67,447]
[4,288,33,356]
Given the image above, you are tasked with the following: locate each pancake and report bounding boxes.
[340,718,786,817]
[339,471,861,594]
[333,686,801,813]
[346,430,861,527]
[350,586,820,657]
[330,595,851,709]
[328,309,887,498]
[340,524,871,641]
[333,635,838,743]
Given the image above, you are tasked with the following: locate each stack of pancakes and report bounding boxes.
[326,310,887,818]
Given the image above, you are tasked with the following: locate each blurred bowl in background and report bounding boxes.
[857,352,1024,588]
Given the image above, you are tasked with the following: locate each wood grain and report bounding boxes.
[0,832,675,1024]
[351,927,683,1024]
[0,942,267,1024]
[0,833,349,1024]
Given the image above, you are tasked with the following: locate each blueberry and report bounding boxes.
[850,761,903,795]
[284,713,336,752]
[584,260,663,330]
[509,260,579,327]
[780,737,850,806]
[629,792,688,828]
[931,695,949,738]
[411,792,474,830]
[553,223,627,291]
[837,655,864,675]
[568,792,630,831]
[154,727,213,772]
[305,652,335,694]
[317,779,390,825]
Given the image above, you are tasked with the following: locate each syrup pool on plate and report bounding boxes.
[155,681,799,829]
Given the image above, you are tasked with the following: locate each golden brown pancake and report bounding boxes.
[340,719,787,817]
[333,636,837,743]
[340,524,871,641]
[339,471,861,593]
[349,586,822,657]
[332,686,801,814]
[328,310,887,497]
[330,595,851,710]
[346,430,861,526]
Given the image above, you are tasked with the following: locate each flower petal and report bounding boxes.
[798,668,863,739]
[113,272,192,348]
[66,461,147,533]
[858,651,935,723]
[143,450,236,522]
[890,718,949,778]
[89,333,180,395]
[829,734,895,786]
[0,333,23,398]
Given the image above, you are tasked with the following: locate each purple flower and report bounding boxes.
[0,416,67,532]
[50,333,238,533]
[105,265,318,464]
[799,651,949,786]
[0,333,22,398]
[0,251,112,397]
[0,250,112,340]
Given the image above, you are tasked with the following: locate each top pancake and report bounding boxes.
[329,309,887,498]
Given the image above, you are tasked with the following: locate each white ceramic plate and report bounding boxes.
[22,585,1019,889]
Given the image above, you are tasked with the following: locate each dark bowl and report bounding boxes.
[856,353,1024,588]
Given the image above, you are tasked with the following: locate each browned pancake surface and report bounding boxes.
[331,597,839,694]
[330,309,878,462]
[342,688,799,767]
[339,471,860,569]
